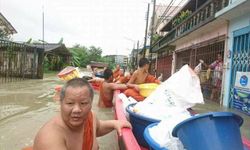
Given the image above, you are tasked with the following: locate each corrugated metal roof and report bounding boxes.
[32,43,71,56]
[0,13,17,34]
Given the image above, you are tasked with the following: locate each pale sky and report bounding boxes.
[0,0,184,56]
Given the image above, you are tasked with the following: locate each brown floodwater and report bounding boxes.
[1,73,250,150]
[0,73,119,150]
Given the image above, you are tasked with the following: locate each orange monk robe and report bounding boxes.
[124,75,160,101]
[82,111,94,150]
[98,82,113,107]
[22,112,94,150]
[118,76,130,84]
[113,69,122,82]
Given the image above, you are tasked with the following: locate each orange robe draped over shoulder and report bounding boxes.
[124,75,160,101]
[82,111,94,150]
[113,69,122,82]
[22,112,94,150]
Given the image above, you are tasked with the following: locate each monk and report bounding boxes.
[116,72,131,84]
[113,64,123,82]
[33,78,131,150]
[97,68,132,108]
[124,58,160,101]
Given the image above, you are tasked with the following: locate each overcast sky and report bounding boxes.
[0,0,183,56]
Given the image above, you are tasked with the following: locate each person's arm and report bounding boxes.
[33,127,67,150]
[96,119,131,137]
[88,77,104,83]
[109,83,128,90]
[126,83,139,91]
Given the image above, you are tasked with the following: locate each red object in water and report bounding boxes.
[55,85,62,92]
[57,66,76,78]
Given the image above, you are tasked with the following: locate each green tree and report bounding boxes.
[87,46,102,62]
[69,45,89,67]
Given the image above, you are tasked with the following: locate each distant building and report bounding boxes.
[104,55,128,68]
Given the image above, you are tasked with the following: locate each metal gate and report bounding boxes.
[176,39,225,103]
[229,26,250,106]
[0,39,44,83]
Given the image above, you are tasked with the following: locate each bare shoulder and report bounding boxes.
[132,70,139,76]
[33,117,66,150]
[128,70,138,83]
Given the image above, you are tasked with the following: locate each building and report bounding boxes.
[0,13,45,82]
[151,0,250,109]
[149,4,181,80]
[0,12,17,39]
[104,55,128,69]
[32,43,71,71]
[219,0,250,110]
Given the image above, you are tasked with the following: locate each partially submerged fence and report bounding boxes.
[0,39,44,83]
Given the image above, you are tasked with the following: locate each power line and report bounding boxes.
[154,0,175,29]
[154,0,187,30]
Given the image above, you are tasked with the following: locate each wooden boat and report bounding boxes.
[113,90,250,150]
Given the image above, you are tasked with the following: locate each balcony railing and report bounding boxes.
[151,0,229,52]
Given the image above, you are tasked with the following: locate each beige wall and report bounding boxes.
[175,24,228,51]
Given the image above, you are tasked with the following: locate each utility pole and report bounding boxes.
[150,0,156,53]
[143,3,150,58]
[41,5,45,79]
[149,0,156,74]
[136,40,139,68]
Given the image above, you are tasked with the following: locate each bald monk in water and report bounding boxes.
[33,78,131,150]
[124,58,160,101]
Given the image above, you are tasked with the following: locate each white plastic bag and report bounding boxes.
[118,93,137,119]
[144,65,204,109]
[194,63,202,74]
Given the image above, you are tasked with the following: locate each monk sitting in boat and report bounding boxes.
[97,68,133,108]
[124,58,160,101]
[116,71,131,84]
[32,78,131,150]
[113,64,123,82]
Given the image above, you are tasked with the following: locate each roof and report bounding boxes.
[32,43,71,56]
[138,45,150,54]
[0,13,17,34]
[90,61,108,68]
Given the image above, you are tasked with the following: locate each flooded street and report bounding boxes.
[0,73,250,150]
[0,73,119,150]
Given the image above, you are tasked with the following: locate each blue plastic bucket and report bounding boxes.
[172,112,244,150]
[126,103,160,148]
[144,123,168,150]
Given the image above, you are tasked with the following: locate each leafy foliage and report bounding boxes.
[68,45,112,68]
[172,10,192,27]
[152,34,163,44]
